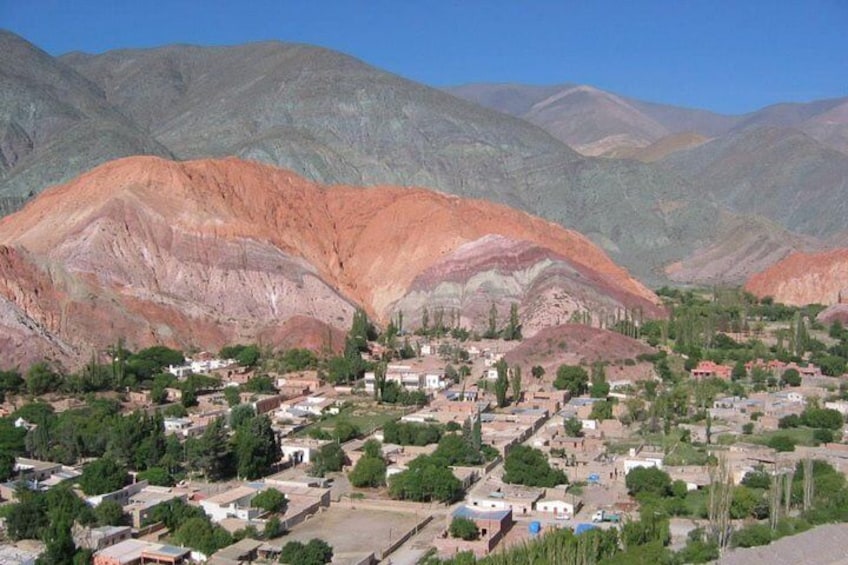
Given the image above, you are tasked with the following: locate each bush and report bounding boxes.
[449,517,480,541]
[503,445,567,488]
[731,523,773,548]
[625,467,672,498]
[767,435,796,452]
[251,488,287,514]
[813,428,835,444]
[348,455,386,488]
[280,538,333,565]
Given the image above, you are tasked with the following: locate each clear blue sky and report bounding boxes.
[2,0,846,114]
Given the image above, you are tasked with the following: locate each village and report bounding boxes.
[1,291,848,564]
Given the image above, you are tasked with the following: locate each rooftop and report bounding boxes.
[453,505,511,522]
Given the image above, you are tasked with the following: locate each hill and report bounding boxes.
[0,156,662,369]
[661,127,848,239]
[0,30,171,210]
[745,248,848,306]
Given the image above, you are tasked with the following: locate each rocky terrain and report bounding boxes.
[745,248,848,306]
[0,156,662,368]
[0,30,845,291]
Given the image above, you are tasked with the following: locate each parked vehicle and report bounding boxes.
[591,510,621,523]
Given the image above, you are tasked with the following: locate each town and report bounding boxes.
[1,289,848,564]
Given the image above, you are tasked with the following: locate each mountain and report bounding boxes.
[0,156,662,369]
[51,38,722,284]
[445,83,734,155]
[0,30,171,211]
[745,249,848,306]
[446,83,848,156]
[661,127,848,239]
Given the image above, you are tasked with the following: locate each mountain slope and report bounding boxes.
[661,127,848,238]
[0,30,171,210]
[57,40,716,283]
[0,156,662,368]
[745,249,848,306]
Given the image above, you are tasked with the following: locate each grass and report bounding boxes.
[295,401,408,438]
[747,427,818,448]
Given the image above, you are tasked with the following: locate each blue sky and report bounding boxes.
[2,0,846,114]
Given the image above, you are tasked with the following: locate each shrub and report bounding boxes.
[449,517,480,541]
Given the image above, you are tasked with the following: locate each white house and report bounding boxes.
[623,458,663,474]
[199,484,267,523]
[536,499,582,518]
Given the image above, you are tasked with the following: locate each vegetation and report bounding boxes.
[280,539,333,565]
[449,517,480,541]
[503,445,567,488]
[251,488,288,514]
[349,439,386,487]
[310,442,347,477]
[553,365,589,396]
[383,421,443,446]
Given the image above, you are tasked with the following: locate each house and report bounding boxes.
[690,361,732,380]
[200,484,268,523]
[468,481,544,516]
[93,539,190,565]
[73,524,132,551]
[536,498,582,519]
[279,438,330,465]
[0,458,81,500]
[208,538,265,564]
[434,505,513,558]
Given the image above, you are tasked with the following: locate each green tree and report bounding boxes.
[173,516,232,556]
[589,400,614,420]
[280,539,333,565]
[229,403,256,430]
[94,499,126,526]
[564,417,583,437]
[503,303,522,341]
[26,362,63,396]
[223,386,241,407]
[625,467,672,498]
[348,454,387,488]
[553,365,589,396]
[531,365,545,379]
[264,516,285,539]
[234,415,279,480]
[767,435,796,452]
[780,368,801,387]
[449,517,480,540]
[503,445,568,487]
[251,488,288,514]
[188,418,235,480]
[485,302,499,339]
[310,443,346,477]
[137,467,173,487]
[494,359,509,408]
[510,365,522,402]
[79,457,128,495]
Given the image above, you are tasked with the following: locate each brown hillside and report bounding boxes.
[0,156,661,368]
[745,249,848,306]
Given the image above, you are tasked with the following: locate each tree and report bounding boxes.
[801,407,844,430]
[494,359,509,408]
[373,361,387,401]
[767,435,796,452]
[731,361,747,381]
[137,467,173,487]
[503,445,567,487]
[564,417,583,437]
[280,539,333,565]
[780,368,801,387]
[188,418,235,480]
[251,488,288,514]
[589,400,614,421]
[264,516,285,539]
[485,303,499,339]
[79,457,128,495]
[531,365,545,379]
[94,499,126,526]
[349,454,387,488]
[223,386,241,407]
[173,516,232,556]
[449,517,480,541]
[26,362,63,396]
[625,467,672,498]
[310,443,346,477]
[553,365,589,396]
[229,404,256,430]
[510,365,522,402]
[503,303,522,341]
[234,415,279,480]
